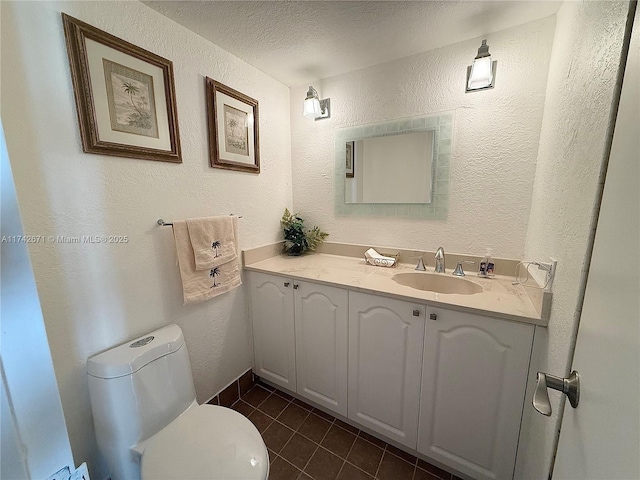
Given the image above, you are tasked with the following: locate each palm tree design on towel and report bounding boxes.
[209,267,220,288]
[211,240,221,258]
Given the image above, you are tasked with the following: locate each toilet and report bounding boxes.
[87,324,268,480]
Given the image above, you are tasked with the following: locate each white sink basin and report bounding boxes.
[392,272,483,295]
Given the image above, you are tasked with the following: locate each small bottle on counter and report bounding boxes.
[486,250,495,277]
[478,255,488,277]
[478,249,495,278]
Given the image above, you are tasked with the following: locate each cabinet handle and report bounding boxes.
[284,282,290,287]
[412,309,420,317]
[429,313,437,320]
[293,284,299,289]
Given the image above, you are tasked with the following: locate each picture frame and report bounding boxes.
[62,13,182,163]
[205,78,260,174]
[346,141,355,178]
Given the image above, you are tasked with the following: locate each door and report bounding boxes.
[418,308,534,480]
[553,9,639,478]
[348,292,425,448]
[0,122,75,479]
[295,281,348,415]
[249,272,297,391]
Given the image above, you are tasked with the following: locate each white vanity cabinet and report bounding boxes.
[348,292,425,449]
[248,272,349,415]
[249,271,297,391]
[248,265,538,479]
[294,280,349,416]
[417,307,534,480]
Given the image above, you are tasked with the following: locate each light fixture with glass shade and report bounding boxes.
[303,86,330,120]
[466,40,497,93]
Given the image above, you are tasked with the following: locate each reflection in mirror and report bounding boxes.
[345,131,434,204]
[335,112,452,219]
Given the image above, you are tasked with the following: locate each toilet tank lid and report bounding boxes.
[87,324,185,379]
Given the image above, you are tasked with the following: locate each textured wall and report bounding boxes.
[290,17,556,260]
[518,1,630,478]
[1,1,291,477]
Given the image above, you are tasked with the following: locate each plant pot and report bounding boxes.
[287,245,305,256]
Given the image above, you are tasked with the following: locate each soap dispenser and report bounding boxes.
[486,250,495,277]
[478,249,495,278]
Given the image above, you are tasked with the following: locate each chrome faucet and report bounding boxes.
[434,247,445,273]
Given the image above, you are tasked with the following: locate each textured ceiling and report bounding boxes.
[143,1,561,87]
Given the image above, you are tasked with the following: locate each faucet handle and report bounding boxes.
[452,260,475,277]
[409,250,427,272]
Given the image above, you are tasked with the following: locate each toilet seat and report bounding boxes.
[141,405,269,480]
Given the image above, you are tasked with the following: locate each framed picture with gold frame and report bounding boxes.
[62,13,182,163]
[206,77,260,174]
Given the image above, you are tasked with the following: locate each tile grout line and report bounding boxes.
[342,458,380,479]
[270,391,295,419]
[270,451,304,478]
[373,442,388,480]
[298,412,337,478]
[334,430,359,479]
[243,385,322,476]
[273,406,310,456]
[249,389,300,474]
[349,430,386,478]
[263,392,297,456]
[242,385,273,411]
[264,394,317,475]
[356,429,391,453]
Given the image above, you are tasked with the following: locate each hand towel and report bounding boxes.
[186,216,238,271]
[173,220,241,304]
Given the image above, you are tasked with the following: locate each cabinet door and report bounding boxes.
[249,272,296,391]
[295,282,348,416]
[418,308,534,480]
[348,292,425,449]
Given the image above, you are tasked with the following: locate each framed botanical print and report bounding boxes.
[62,13,182,163]
[346,141,354,178]
[206,78,260,174]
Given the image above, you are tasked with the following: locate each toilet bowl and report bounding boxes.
[139,404,268,480]
[87,324,268,480]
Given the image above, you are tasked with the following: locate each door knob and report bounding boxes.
[533,370,580,416]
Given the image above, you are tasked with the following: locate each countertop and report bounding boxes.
[244,252,547,326]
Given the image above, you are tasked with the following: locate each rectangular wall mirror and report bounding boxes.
[346,130,434,204]
[335,112,452,218]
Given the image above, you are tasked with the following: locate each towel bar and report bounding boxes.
[157,215,242,227]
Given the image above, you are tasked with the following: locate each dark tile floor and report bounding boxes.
[230,381,462,480]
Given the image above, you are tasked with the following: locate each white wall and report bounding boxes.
[1,123,74,479]
[518,1,631,478]
[290,17,556,259]
[1,1,292,478]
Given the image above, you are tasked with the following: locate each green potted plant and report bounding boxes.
[281,208,328,256]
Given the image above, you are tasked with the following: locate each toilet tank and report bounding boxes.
[87,324,196,480]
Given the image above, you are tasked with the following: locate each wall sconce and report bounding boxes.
[466,39,497,93]
[303,86,330,120]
